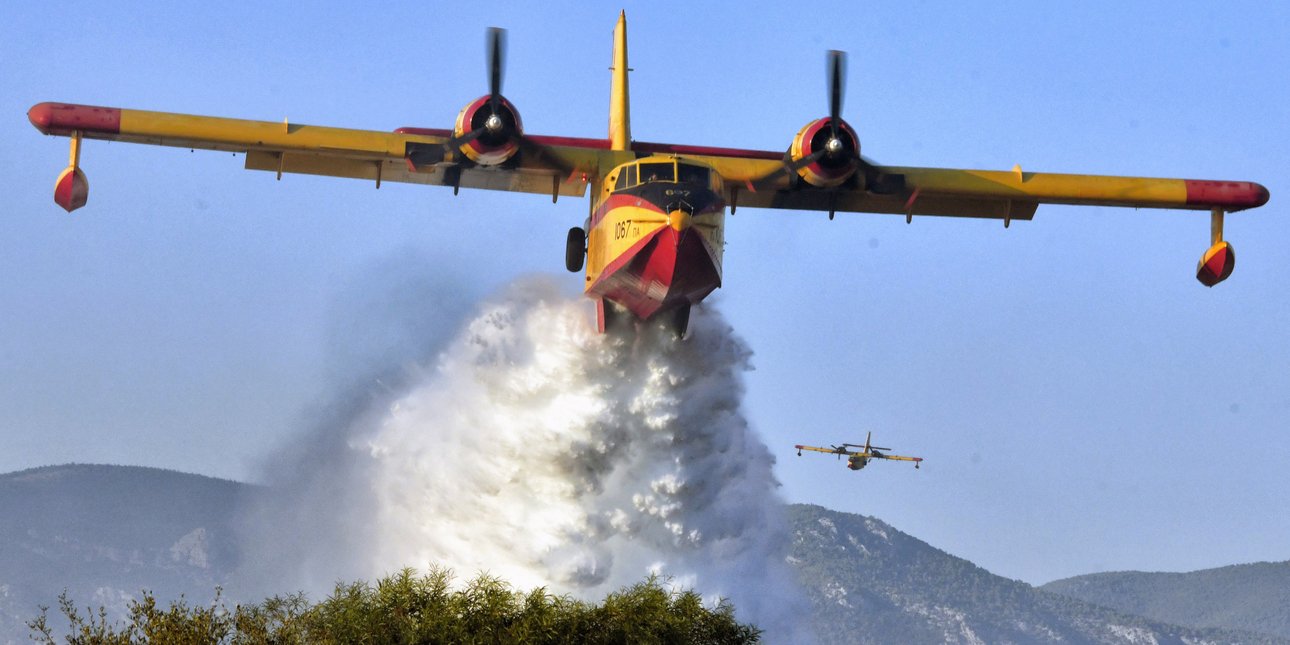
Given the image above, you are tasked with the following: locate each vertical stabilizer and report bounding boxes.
[608,11,631,150]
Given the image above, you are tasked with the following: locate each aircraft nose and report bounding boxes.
[667,209,692,232]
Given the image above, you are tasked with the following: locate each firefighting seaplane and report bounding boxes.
[28,13,1268,338]
[796,432,923,471]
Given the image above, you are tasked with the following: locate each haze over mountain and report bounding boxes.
[1042,563,1290,640]
[0,465,247,641]
[1,464,1285,644]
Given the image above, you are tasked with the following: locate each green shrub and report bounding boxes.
[30,567,760,644]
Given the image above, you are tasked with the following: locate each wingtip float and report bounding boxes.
[28,13,1271,335]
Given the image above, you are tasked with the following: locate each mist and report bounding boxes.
[233,271,813,641]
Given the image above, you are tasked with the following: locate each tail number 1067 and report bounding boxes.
[614,219,634,240]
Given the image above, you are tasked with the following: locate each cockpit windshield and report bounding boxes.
[639,162,675,183]
[613,159,715,192]
[677,164,710,186]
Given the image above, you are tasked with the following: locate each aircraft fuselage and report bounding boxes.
[584,156,725,323]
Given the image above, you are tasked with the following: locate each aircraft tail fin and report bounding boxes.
[608,11,631,150]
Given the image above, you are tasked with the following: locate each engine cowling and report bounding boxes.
[453,95,523,166]
[789,117,860,188]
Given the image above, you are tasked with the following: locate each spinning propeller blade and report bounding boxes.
[827,50,845,143]
[487,27,506,115]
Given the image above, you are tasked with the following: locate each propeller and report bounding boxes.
[486,27,506,132]
[440,27,512,151]
[744,49,907,199]
[821,52,906,194]
[749,49,858,190]
[825,50,846,159]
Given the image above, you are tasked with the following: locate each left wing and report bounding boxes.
[635,141,1267,223]
[873,454,923,465]
[627,138,1264,287]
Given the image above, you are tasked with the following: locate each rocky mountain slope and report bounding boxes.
[787,504,1285,644]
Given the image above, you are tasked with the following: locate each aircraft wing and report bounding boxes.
[28,100,1268,287]
[641,142,1268,223]
[30,103,1267,220]
[28,102,623,201]
[795,444,847,456]
[875,454,923,464]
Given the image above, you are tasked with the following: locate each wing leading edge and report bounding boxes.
[27,102,616,200]
[29,101,1267,218]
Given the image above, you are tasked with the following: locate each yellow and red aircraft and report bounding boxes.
[796,433,923,471]
[28,13,1268,337]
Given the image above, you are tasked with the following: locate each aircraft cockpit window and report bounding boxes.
[639,163,675,183]
[677,164,710,186]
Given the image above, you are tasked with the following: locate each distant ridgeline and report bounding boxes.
[785,505,1289,644]
[1041,562,1290,641]
[1,465,1287,644]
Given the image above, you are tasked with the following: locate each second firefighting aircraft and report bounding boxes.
[796,433,923,471]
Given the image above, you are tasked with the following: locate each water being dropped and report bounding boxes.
[239,277,812,640]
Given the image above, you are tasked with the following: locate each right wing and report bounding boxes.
[795,444,846,456]
[28,102,631,203]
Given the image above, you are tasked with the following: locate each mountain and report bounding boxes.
[0,465,1284,644]
[1041,563,1290,640]
[787,504,1286,644]
[0,464,249,643]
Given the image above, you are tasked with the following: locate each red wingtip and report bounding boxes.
[1254,183,1271,208]
[28,102,54,134]
[27,102,121,136]
[1185,180,1270,211]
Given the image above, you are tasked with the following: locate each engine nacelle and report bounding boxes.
[790,117,860,188]
[453,95,523,166]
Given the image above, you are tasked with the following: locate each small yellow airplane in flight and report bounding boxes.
[28,13,1268,338]
[796,432,923,471]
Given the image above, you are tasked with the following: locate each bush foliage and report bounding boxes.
[29,567,760,644]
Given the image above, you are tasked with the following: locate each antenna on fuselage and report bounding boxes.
[608,11,632,151]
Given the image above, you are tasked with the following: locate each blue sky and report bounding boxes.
[2,1,1287,585]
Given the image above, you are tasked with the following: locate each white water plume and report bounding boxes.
[237,276,812,640]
